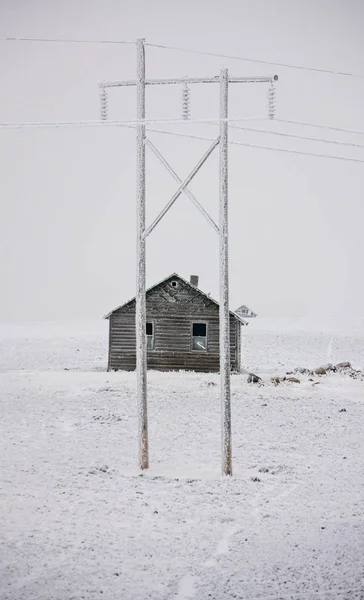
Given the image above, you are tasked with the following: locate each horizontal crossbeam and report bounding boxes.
[100,74,278,89]
[143,136,219,238]
[145,139,219,234]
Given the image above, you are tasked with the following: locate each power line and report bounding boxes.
[104,121,364,164]
[0,116,267,129]
[3,36,363,81]
[141,127,364,164]
[5,116,363,152]
[230,138,364,164]
[0,36,134,45]
[276,118,364,136]
[146,42,364,80]
[228,124,364,150]
[1,117,363,164]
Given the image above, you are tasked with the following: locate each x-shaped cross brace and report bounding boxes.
[142,137,220,239]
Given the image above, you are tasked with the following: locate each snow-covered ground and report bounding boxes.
[0,318,363,599]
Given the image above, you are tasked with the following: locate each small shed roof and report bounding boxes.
[104,273,247,325]
[236,304,257,314]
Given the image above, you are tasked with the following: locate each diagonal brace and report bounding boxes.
[143,137,219,238]
[145,139,219,234]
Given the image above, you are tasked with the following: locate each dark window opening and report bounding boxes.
[193,323,206,336]
[146,322,154,349]
[171,280,178,288]
[192,322,207,351]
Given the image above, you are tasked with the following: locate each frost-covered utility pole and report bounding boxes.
[219,68,231,476]
[136,38,148,470]
[99,38,277,475]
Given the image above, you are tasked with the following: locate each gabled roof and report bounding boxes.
[236,304,257,315]
[104,273,247,324]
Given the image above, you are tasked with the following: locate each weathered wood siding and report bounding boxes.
[108,276,241,373]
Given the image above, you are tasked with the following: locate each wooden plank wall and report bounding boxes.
[109,313,240,373]
[108,277,241,373]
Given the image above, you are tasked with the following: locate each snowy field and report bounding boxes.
[0,318,364,599]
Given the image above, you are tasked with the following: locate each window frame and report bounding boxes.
[146,320,155,351]
[190,321,208,352]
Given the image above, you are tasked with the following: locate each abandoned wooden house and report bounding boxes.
[104,273,246,373]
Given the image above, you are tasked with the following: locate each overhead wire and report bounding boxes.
[1,33,364,163]
[3,41,364,137]
[2,116,364,145]
[141,127,364,164]
[91,121,364,165]
[0,36,134,45]
[146,42,364,80]
[1,118,364,161]
[0,118,363,163]
[3,36,364,80]
[228,124,364,150]
[3,37,364,134]
[226,137,364,164]
[275,118,364,136]
[0,116,268,129]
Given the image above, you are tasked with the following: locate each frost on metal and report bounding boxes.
[181,80,191,120]
[268,80,276,119]
[145,139,219,234]
[219,68,232,476]
[101,75,273,88]
[100,88,108,121]
[136,38,149,470]
[143,138,219,239]
[105,39,276,475]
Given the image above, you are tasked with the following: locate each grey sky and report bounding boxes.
[0,0,363,321]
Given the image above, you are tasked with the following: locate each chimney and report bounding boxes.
[190,275,199,288]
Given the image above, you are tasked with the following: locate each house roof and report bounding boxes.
[104,273,248,325]
[236,304,257,314]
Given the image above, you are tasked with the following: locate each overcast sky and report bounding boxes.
[0,0,363,321]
